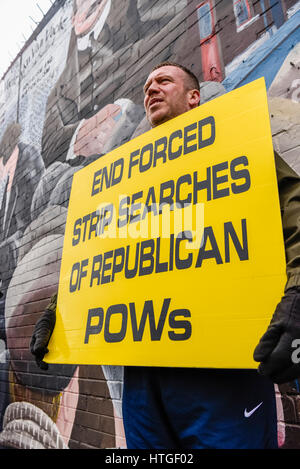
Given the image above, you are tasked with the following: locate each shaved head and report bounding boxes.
[150,61,200,92]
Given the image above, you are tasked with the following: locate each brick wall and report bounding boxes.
[0,0,299,449]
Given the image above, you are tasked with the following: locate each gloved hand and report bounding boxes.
[30,294,57,370]
[253,286,300,384]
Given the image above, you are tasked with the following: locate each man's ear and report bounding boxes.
[188,89,201,108]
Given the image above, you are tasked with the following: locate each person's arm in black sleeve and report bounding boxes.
[30,293,57,370]
[253,152,300,383]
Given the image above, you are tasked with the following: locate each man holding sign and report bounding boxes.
[30,62,300,449]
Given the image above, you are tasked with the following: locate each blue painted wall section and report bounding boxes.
[223,9,300,91]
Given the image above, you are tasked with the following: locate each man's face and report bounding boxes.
[143,65,200,127]
[73,0,109,37]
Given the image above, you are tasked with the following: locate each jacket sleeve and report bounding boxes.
[275,151,300,290]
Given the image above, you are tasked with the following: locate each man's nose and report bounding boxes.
[147,81,160,95]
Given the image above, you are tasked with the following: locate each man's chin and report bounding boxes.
[148,112,170,128]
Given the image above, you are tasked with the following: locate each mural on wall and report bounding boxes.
[0,0,299,449]
[0,0,74,325]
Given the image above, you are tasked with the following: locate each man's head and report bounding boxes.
[144,62,200,127]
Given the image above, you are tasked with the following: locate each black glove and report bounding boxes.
[253,286,300,384]
[30,294,57,370]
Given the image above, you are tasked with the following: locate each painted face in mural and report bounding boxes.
[143,65,200,127]
[72,0,110,37]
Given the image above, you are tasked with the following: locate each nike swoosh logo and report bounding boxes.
[244,402,263,418]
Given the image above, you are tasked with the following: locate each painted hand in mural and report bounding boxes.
[73,103,123,158]
[72,0,110,37]
[254,286,300,384]
[0,401,69,449]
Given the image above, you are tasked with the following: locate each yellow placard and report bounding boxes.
[46,78,286,368]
